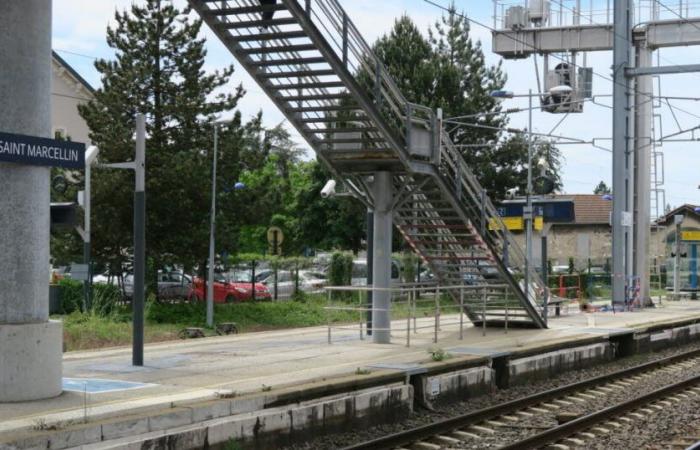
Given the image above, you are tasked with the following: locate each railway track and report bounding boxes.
[342,348,700,450]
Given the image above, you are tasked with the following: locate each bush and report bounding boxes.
[58,278,84,314]
[328,252,353,287]
[56,278,123,316]
[401,253,420,283]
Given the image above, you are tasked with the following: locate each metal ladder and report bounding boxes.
[190,0,549,328]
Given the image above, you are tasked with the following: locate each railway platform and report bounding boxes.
[2,299,700,449]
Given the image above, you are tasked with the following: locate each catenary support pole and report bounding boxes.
[133,114,146,366]
[207,126,219,327]
[0,0,62,401]
[634,43,653,306]
[371,173,393,344]
[366,208,374,335]
[612,0,632,306]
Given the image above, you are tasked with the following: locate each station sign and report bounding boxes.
[0,131,85,169]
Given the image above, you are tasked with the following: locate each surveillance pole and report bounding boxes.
[98,114,146,366]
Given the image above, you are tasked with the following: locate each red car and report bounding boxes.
[190,274,271,303]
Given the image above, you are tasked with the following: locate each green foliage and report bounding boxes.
[568,257,575,275]
[371,7,563,199]
[428,347,451,362]
[56,279,122,316]
[328,252,353,288]
[401,253,420,283]
[57,279,83,314]
[594,180,612,195]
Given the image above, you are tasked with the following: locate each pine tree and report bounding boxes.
[593,180,612,195]
[371,5,563,200]
[79,0,246,284]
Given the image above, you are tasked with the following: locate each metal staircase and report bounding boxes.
[190,0,549,328]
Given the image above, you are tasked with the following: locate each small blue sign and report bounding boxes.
[0,131,85,169]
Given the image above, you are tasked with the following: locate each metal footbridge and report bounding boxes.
[189,0,549,328]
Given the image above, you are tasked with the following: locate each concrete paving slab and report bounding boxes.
[2,300,700,443]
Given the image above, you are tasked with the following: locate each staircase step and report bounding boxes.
[259,69,336,78]
[228,31,306,42]
[287,105,361,113]
[242,44,317,55]
[281,94,350,102]
[221,18,298,29]
[208,4,287,16]
[272,81,345,90]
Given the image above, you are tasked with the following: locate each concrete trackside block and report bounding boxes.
[48,424,102,449]
[417,366,494,406]
[508,343,612,386]
[147,408,193,432]
[191,400,231,423]
[135,427,207,450]
[82,384,413,450]
[101,417,149,441]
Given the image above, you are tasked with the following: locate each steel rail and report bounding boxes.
[502,372,700,449]
[341,346,700,450]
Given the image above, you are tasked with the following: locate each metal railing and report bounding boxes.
[323,283,527,346]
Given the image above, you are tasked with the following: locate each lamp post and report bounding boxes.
[489,89,535,303]
[207,121,245,328]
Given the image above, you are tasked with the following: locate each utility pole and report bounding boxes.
[674,214,683,299]
[612,0,633,306]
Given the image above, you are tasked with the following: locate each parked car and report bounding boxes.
[189,273,271,303]
[259,270,326,299]
[120,270,193,301]
[351,260,401,286]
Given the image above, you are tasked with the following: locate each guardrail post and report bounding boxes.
[482,287,487,337]
[459,287,464,340]
[433,286,439,343]
[406,291,411,347]
[359,288,364,340]
[505,289,509,334]
[327,289,332,344]
[413,289,417,333]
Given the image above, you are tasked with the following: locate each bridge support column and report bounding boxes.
[371,172,393,344]
[0,0,63,401]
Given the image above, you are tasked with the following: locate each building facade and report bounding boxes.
[51,51,94,145]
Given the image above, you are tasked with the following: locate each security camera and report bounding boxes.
[320,179,337,198]
[506,187,518,199]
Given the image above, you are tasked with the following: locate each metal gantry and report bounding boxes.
[491,0,700,305]
[189,0,552,331]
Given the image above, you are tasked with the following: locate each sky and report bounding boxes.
[52,0,700,211]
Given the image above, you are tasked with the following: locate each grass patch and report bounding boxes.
[57,292,460,351]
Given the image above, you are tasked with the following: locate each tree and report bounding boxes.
[371,6,562,200]
[79,0,247,289]
[593,181,612,195]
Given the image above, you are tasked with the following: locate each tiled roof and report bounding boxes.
[569,194,611,225]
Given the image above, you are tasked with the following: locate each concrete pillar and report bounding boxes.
[0,0,63,401]
[371,172,393,344]
[634,44,653,305]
